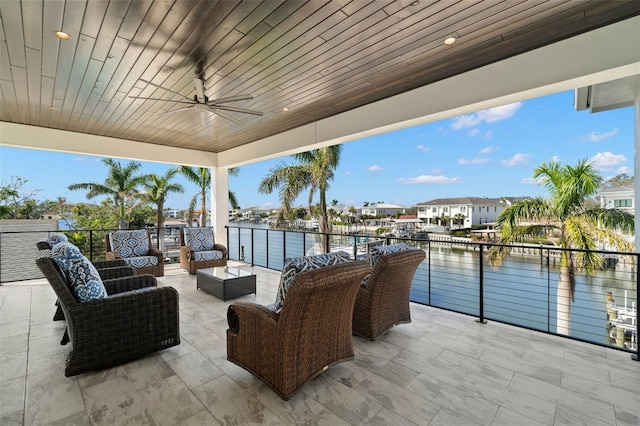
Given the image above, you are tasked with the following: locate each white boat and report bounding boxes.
[607,291,638,351]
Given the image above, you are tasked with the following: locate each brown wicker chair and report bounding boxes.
[352,249,426,341]
[105,229,164,277]
[37,240,136,321]
[227,261,370,400]
[36,256,180,376]
[179,227,227,274]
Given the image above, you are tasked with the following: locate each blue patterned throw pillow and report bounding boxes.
[369,243,412,267]
[47,232,68,247]
[67,258,107,302]
[51,242,85,281]
[271,251,352,313]
[51,242,107,302]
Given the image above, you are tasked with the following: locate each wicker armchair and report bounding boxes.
[352,249,426,341]
[36,256,180,376]
[105,230,164,277]
[179,227,227,274]
[227,261,370,400]
[37,240,136,321]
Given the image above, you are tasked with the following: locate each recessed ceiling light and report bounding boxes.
[54,31,71,40]
[282,107,289,112]
[444,37,457,45]
[48,106,58,111]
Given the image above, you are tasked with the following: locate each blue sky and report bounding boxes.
[0,90,634,210]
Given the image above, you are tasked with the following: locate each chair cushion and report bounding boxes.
[123,256,159,269]
[368,243,412,267]
[192,250,224,262]
[109,230,150,258]
[184,227,215,251]
[272,251,352,313]
[47,232,68,247]
[51,242,107,302]
[361,243,412,288]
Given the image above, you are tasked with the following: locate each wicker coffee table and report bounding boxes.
[196,267,256,301]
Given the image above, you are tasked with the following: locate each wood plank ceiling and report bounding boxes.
[1,0,639,154]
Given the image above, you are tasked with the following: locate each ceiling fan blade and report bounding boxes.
[198,110,208,127]
[209,94,253,104]
[194,78,206,103]
[205,106,242,125]
[140,79,190,101]
[158,106,194,116]
[209,104,263,116]
[128,96,195,104]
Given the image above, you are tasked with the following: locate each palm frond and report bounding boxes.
[582,206,635,235]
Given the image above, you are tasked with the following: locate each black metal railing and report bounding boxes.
[3,224,637,359]
[225,224,639,359]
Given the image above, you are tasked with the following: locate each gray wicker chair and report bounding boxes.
[227,261,370,400]
[36,257,180,376]
[352,249,426,341]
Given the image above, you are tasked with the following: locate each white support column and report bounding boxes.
[635,89,640,252]
[210,167,229,247]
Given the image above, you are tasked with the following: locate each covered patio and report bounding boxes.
[2,3,640,425]
[2,262,639,425]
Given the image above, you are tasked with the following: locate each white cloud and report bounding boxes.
[400,175,461,184]
[368,165,384,172]
[484,130,493,139]
[501,153,532,168]
[431,168,442,174]
[467,128,479,137]
[616,166,632,174]
[589,151,626,170]
[521,177,541,185]
[458,157,490,165]
[478,145,497,154]
[451,102,522,130]
[551,155,561,162]
[585,128,618,142]
[344,171,352,175]
[416,145,431,152]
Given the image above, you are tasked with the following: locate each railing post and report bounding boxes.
[477,243,486,324]
[547,247,551,333]
[283,230,287,261]
[634,253,640,361]
[265,229,269,269]
[427,239,431,305]
[251,228,255,266]
[89,230,94,261]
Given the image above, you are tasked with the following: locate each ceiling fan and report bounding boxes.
[130,78,263,126]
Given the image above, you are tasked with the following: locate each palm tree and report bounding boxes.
[142,168,184,249]
[179,166,240,227]
[68,159,148,229]
[258,145,341,246]
[490,159,634,335]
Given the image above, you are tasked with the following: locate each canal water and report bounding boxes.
[227,223,637,346]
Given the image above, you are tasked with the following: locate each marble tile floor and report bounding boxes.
[1,262,639,426]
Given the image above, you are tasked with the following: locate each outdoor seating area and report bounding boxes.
[2,261,640,425]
